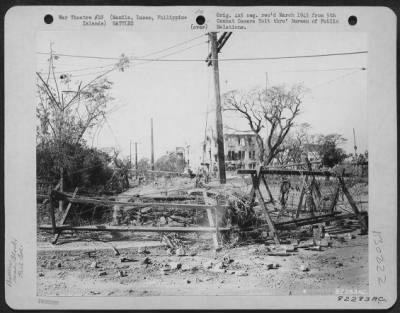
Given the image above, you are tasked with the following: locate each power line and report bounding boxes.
[38,63,117,75]
[136,33,206,59]
[37,40,208,78]
[36,51,121,60]
[103,115,120,148]
[36,34,208,61]
[36,50,368,63]
[132,40,208,67]
[311,68,365,89]
[62,41,208,77]
[68,67,119,78]
[133,50,368,62]
[283,67,367,73]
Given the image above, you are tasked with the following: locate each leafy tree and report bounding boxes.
[276,123,311,164]
[316,134,347,168]
[36,141,113,189]
[137,158,151,173]
[155,152,185,173]
[36,47,129,189]
[224,84,307,165]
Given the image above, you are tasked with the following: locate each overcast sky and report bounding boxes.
[37,31,367,166]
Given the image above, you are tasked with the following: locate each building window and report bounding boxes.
[239,137,246,146]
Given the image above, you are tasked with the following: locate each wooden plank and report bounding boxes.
[239,212,350,231]
[275,212,340,227]
[140,196,198,201]
[338,175,368,233]
[37,181,61,201]
[238,168,351,177]
[71,199,229,210]
[39,225,231,233]
[261,174,276,205]
[49,191,56,234]
[203,190,219,248]
[248,167,263,209]
[48,191,229,210]
[305,160,322,200]
[328,185,340,213]
[251,175,280,245]
[37,194,49,201]
[52,187,78,245]
[295,184,305,219]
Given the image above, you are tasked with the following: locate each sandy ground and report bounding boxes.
[37,229,368,297]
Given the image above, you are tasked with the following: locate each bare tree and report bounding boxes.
[223,84,307,165]
[36,48,129,147]
[276,123,311,164]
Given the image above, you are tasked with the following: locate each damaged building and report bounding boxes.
[204,132,259,171]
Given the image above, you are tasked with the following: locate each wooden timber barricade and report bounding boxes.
[237,167,368,244]
[40,189,230,246]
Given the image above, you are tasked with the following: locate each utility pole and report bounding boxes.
[209,32,227,184]
[135,141,139,178]
[135,142,138,171]
[130,141,140,177]
[186,144,190,167]
[151,118,154,171]
[129,141,132,168]
[353,128,358,158]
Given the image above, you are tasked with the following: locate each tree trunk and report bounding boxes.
[255,134,265,164]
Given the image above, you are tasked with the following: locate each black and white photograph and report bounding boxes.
[35,31,370,296]
[3,5,397,310]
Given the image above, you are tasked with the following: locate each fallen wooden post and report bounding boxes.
[238,168,352,177]
[47,190,229,210]
[52,187,79,245]
[237,166,367,240]
[49,190,57,235]
[39,225,231,233]
[338,173,368,234]
[251,168,280,245]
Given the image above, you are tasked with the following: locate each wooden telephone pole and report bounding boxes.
[135,142,139,172]
[208,32,231,184]
[151,118,154,171]
[130,141,140,177]
[353,128,358,158]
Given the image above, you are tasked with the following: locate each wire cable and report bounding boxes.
[36,52,121,60]
[39,40,208,78]
[132,40,208,67]
[282,67,367,73]
[38,63,118,75]
[132,50,369,62]
[68,67,120,78]
[136,33,207,59]
[37,50,368,63]
[36,34,208,61]
[311,68,364,89]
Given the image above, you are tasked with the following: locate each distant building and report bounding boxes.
[301,143,322,162]
[210,133,259,170]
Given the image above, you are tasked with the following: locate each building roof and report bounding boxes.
[224,132,256,137]
[302,143,322,152]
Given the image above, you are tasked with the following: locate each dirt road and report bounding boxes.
[37,230,368,297]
